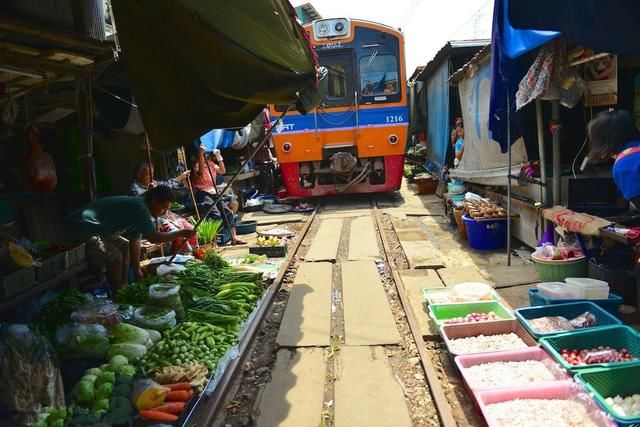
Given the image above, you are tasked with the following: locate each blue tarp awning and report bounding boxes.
[488,0,558,153]
[509,0,640,57]
[426,62,450,170]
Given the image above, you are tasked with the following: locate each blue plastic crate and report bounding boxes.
[527,289,623,317]
[515,301,622,339]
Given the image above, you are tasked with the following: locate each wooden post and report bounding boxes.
[77,78,97,201]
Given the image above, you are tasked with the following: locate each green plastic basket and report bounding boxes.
[576,365,640,425]
[428,301,514,328]
[531,255,588,282]
[540,325,640,373]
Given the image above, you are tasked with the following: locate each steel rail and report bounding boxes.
[372,198,457,427]
[197,203,321,426]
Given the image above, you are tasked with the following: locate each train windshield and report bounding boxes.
[318,51,355,108]
[359,54,399,97]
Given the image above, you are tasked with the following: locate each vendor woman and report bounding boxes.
[65,186,195,293]
[587,109,640,290]
[587,109,640,208]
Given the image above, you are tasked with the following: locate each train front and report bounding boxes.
[272,18,408,197]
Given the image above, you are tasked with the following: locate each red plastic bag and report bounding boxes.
[25,126,57,192]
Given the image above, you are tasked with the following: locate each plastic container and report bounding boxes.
[448,180,466,195]
[71,300,121,329]
[0,266,35,299]
[536,282,583,299]
[531,253,587,282]
[528,289,624,316]
[576,364,640,426]
[476,382,616,427]
[236,220,257,235]
[415,176,438,194]
[36,252,67,282]
[462,214,507,250]
[540,325,640,372]
[588,258,638,306]
[515,302,622,339]
[133,306,177,331]
[449,192,466,203]
[148,283,184,321]
[565,277,610,300]
[441,319,538,357]
[429,301,514,328]
[455,347,570,393]
[423,282,497,305]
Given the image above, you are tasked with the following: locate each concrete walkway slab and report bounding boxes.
[335,346,411,427]
[399,270,443,337]
[481,264,540,288]
[318,209,370,220]
[243,211,306,226]
[342,261,400,345]
[256,348,325,427]
[348,216,379,260]
[392,219,444,269]
[277,263,332,347]
[304,218,343,262]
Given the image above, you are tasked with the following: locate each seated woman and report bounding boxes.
[129,161,196,254]
[192,144,246,245]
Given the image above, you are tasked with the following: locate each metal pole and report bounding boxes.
[551,100,561,205]
[506,92,512,267]
[181,147,201,221]
[167,106,291,263]
[535,99,548,204]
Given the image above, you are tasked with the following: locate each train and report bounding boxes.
[271,18,408,197]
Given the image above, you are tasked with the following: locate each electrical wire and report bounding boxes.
[571,135,589,179]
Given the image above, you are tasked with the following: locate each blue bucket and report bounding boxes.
[216,228,232,245]
[462,214,507,250]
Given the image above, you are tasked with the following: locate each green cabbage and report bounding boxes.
[117,364,136,380]
[108,355,129,371]
[109,323,150,345]
[74,381,94,404]
[80,375,97,384]
[107,343,147,360]
[95,383,114,400]
[95,371,116,389]
[143,328,161,343]
[85,368,101,376]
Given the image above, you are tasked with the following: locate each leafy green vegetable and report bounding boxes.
[80,375,97,384]
[240,254,267,264]
[197,219,223,245]
[117,364,136,380]
[110,324,150,345]
[114,276,160,306]
[91,398,109,415]
[95,371,116,389]
[36,289,87,338]
[107,343,147,360]
[74,381,95,404]
[95,383,114,400]
[108,355,129,370]
[85,367,101,376]
[203,249,231,270]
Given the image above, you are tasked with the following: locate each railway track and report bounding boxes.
[196,194,475,426]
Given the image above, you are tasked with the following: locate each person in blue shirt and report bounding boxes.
[587,109,640,208]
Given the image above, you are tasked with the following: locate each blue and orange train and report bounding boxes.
[271,18,408,197]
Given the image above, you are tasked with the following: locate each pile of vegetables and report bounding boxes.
[256,235,283,247]
[134,381,194,422]
[115,276,161,306]
[141,321,239,373]
[35,289,88,338]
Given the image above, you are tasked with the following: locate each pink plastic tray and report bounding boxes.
[477,382,616,427]
[455,347,570,394]
[441,319,538,357]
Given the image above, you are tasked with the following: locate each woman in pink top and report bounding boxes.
[193,144,245,245]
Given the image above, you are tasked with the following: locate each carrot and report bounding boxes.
[139,410,178,421]
[165,390,190,402]
[152,402,186,415]
[163,382,192,391]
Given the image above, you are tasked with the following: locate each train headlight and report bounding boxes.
[388,134,399,145]
[282,142,292,153]
[334,22,345,32]
[317,22,329,36]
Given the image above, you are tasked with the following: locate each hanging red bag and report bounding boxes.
[25,125,57,192]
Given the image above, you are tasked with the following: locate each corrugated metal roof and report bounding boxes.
[448,44,491,85]
[412,39,490,82]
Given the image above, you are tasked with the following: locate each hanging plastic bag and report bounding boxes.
[25,125,57,192]
[0,325,65,425]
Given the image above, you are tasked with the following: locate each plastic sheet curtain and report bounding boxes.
[450,59,527,186]
[426,62,450,170]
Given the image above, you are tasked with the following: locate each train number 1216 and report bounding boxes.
[385,115,404,123]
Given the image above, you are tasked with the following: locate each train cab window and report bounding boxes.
[317,52,354,108]
[359,54,400,102]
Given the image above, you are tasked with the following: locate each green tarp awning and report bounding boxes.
[111,0,318,151]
